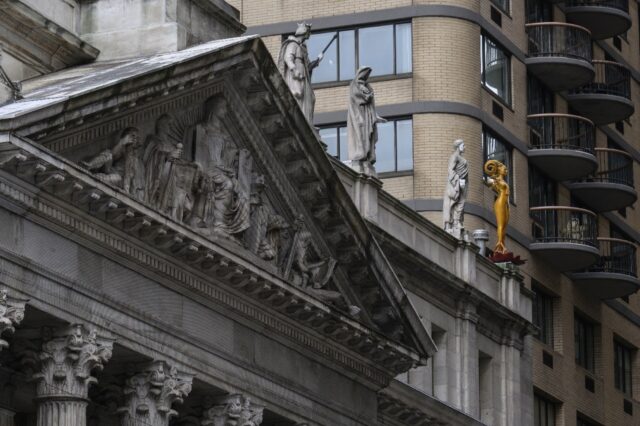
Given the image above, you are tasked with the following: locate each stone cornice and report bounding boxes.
[0,132,418,387]
[0,1,98,74]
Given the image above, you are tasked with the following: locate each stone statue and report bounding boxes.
[289,228,336,289]
[443,139,468,239]
[144,114,180,207]
[246,176,289,261]
[158,143,201,222]
[483,160,510,254]
[82,127,145,200]
[278,22,323,123]
[347,67,386,172]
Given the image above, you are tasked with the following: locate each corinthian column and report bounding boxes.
[0,289,26,353]
[30,324,114,426]
[202,394,264,426]
[117,361,193,426]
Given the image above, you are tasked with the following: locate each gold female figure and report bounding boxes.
[483,160,510,254]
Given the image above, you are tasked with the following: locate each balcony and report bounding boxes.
[567,60,634,124]
[568,148,637,212]
[525,23,594,91]
[570,238,640,299]
[565,0,631,40]
[528,113,597,181]
[530,206,599,271]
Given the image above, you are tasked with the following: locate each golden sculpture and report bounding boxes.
[483,160,510,254]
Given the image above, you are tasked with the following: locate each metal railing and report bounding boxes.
[526,22,592,62]
[530,206,598,246]
[527,113,595,152]
[584,237,637,276]
[577,148,634,186]
[569,60,631,99]
[565,0,629,13]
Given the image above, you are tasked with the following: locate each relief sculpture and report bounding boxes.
[77,96,338,305]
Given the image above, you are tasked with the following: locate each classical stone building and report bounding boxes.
[0,1,533,426]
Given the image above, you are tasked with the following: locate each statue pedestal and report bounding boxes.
[344,160,381,222]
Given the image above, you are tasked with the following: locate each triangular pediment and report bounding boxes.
[0,36,436,372]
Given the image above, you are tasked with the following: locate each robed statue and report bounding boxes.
[443,139,468,239]
[347,67,386,172]
[278,22,323,123]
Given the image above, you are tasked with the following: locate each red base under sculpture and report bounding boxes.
[488,251,526,265]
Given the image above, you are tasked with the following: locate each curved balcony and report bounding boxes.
[567,60,634,124]
[528,114,597,181]
[565,0,631,40]
[568,148,637,212]
[530,206,599,271]
[525,23,594,91]
[570,238,640,299]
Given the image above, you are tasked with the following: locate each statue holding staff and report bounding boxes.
[278,23,333,123]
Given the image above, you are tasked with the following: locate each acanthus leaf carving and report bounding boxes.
[202,394,264,426]
[0,289,26,352]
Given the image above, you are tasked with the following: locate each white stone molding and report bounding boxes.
[0,289,26,352]
[117,361,193,426]
[202,394,264,426]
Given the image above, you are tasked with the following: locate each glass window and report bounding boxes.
[614,340,633,397]
[305,22,412,84]
[577,415,598,426]
[532,285,554,347]
[529,166,556,208]
[491,0,509,14]
[483,130,513,200]
[481,34,511,104]
[528,74,554,115]
[318,118,413,173]
[525,0,552,23]
[574,314,596,372]
[534,394,556,426]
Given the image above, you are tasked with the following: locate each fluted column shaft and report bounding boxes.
[36,399,88,426]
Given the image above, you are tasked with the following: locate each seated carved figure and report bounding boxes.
[82,127,145,200]
[158,144,200,222]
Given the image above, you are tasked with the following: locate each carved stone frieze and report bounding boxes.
[202,394,264,426]
[0,289,26,352]
[117,361,193,426]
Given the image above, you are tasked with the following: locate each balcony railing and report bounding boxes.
[582,148,634,186]
[530,206,598,246]
[565,0,629,13]
[569,60,631,99]
[526,22,592,62]
[528,113,595,152]
[584,237,637,277]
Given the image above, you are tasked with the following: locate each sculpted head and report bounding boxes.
[484,159,508,178]
[120,127,139,148]
[155,114,175,136]
[453,139,465,153]
[295,22,312,40]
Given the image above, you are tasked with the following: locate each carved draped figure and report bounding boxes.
[347,67,378,164]
[278,37,316,123]
[442,148,468,234]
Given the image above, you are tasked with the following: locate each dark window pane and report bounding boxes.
[308,32,337,83]
[339,126,348,161]
[359,25,394,76]
[376,121,395,172]
[319,127,338,157]
[395,23,412,74]
[339,30,356,81]
[396,119,413,171]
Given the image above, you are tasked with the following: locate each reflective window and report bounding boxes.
[532,284,554,347]
[483,130,513,201]
[614,340,634,397]
[318,118,413,173]
[492,0,510,14]
[534,394,556,426]
[574,314,596,372]
[305,22,412,84]
[481,34,511,104]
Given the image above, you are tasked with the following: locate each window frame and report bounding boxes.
[317,116,414,175]
[481,33,512,106]
[298,21,413,86]
[534,393,557,426]
[574,313,597,373]
[482,128,514,203]
[614,339,634,397]
[491,0,510,15]
[532,284,554,347]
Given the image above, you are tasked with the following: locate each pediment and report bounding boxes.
[0,36,435,371]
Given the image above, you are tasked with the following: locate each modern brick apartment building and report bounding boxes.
[226,1,640,425]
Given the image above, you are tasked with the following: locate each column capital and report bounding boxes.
[202,394,264,426]
[0,289,26,352]
[118,360,193,426]
[30,324,114,400]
